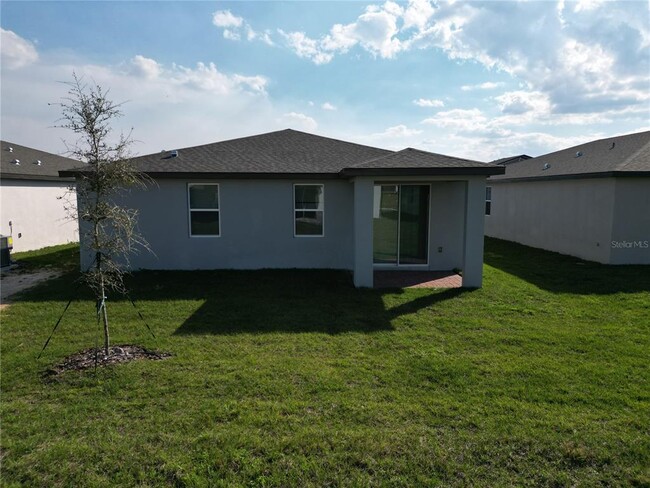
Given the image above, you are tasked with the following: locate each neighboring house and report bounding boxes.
[491,155,532,166]
[485,131,650,264]
[62,129,504,287]
[1,141,80,253]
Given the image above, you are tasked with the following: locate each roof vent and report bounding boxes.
[8,147,13,153]
[610,142,615,150]
[170,150,178,158]
[542,163,551,171]
[575,151,583,158]
[12,159,20,165]
[34,160,42,166]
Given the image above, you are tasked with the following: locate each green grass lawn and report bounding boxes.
[2,238,649,486]
[9,243,80,272]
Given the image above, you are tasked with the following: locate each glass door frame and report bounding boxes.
[372,183,431,268]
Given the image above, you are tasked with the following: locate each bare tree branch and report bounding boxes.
[58,72,151,356]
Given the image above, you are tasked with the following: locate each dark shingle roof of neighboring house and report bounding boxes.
[1,140,81,182]
[61,129,504,178]
[490,154,532,166]
[491,131,650,182]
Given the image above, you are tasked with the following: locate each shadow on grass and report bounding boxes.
[484,237,650,294]
[120,269,466,336]
[12,268,469,336]
[385,287,467,319]
[169,270,388,335]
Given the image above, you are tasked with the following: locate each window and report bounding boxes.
[188,183,220,236]
[294,184,324,236]
[485,186,492,216]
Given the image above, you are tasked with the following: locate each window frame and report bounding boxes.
[485,186,492,216]
[187,183,221,238]
[293,183,325,238]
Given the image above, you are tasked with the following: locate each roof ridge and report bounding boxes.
[130,129,295,159]
[346,148,405,168]
[345,146,493,171]
[131,129,394,160]
[402,147,486,165]
[529,130,650,161]
[280,129,394,153]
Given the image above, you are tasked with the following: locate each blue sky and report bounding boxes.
[1,0,649,161]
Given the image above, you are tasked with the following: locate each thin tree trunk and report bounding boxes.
[96,250,110,357]
[101,278,110,357]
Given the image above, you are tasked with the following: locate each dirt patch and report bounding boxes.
[44,345,172,375]
[1,268,62,309]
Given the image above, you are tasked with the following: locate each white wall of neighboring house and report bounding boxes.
[610,177,650,264]
[485,178,617,264]
[0,179,78,253]
[485,177,650,264]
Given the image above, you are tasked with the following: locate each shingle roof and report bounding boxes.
[491,131,650,182]
[490,155,532,166]
[1,140,82,181]
[343,147,501,176]
[122,129,392,176]
[60,129,503,178]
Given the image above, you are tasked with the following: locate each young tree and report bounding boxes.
[58,73,149,357]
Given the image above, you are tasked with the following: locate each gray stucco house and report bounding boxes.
[1,141,80,252]
[63,129,504,287]
[485,131,650,264]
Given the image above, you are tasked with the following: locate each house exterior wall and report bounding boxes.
[462,178,488,287]
[352,177,374,287]
[78,175,488,287]
[610,177,650,264]
[429,181,465,271]
[80,178,355,271]
[0,179,78,252]
[485,178,616,263]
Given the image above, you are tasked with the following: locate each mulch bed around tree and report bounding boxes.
[44,345,172,375]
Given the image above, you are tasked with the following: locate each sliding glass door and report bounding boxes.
[373,184,430,265]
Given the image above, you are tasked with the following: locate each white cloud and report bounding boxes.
[213,10,274,46]
[1,28,39,70]
[574,0,604,13]
[423,130,594,162]
[321,102,337,111]
[136,61,265,95]
[460,82,505,91]
[402,0,435,31]
[278,30,334,65]
[277,112,318,132]
[353,8,404,58]
[1,49,275,156]
[422,108,487,131]
[129,55,161,79]
[212,10,243,28]
[222,29,241,41]
[279,0,409,64]
[413,98,444,107]
[274,0,648,120]
[494,90,550,115]
[373,124,422,138]
[420,1,649,114]
[355,123,425,150]
[245,27,274,46]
